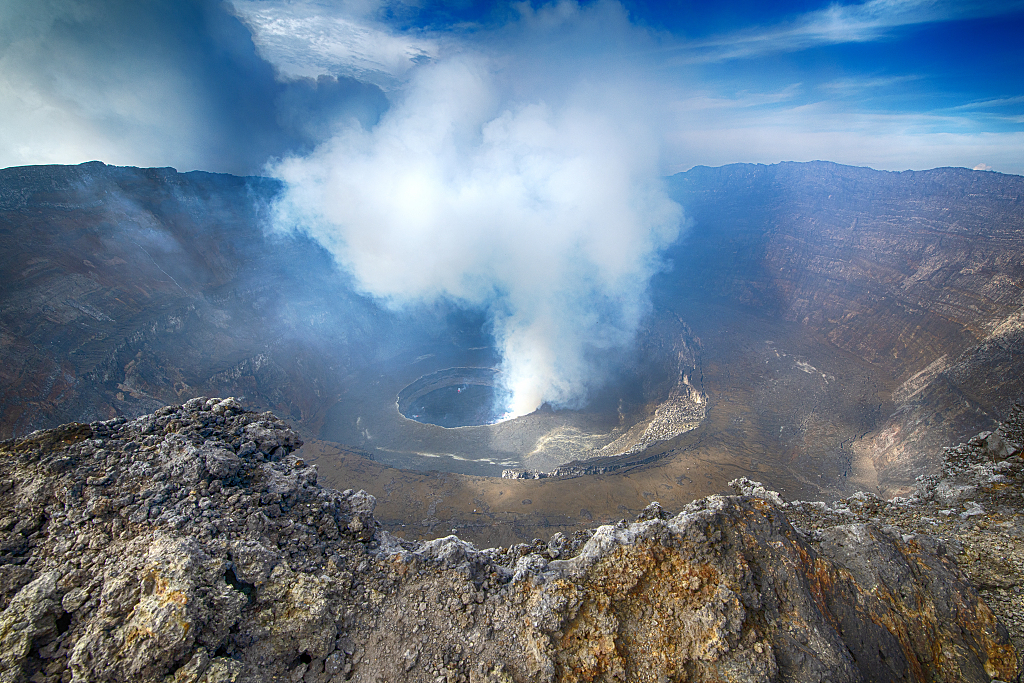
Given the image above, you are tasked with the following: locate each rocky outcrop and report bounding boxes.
[0,399,1016,682]
[771,403,1024,679]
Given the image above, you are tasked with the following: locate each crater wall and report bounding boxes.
[665,162,1024,494]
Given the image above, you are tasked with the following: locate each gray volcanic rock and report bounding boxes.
[0,400,1015,682]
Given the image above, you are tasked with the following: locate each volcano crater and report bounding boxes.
[397,367,503,428]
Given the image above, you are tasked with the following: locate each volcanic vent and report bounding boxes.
[397,367,503,428]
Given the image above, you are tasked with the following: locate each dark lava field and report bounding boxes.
[2,160,1023,545]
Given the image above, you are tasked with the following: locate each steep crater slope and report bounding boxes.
[665,162,1024,495]
[0,399,1017,683]
[0,162,384,437]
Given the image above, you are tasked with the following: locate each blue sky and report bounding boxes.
[0,0,1022,175]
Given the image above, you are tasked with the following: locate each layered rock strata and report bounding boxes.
[0,399,1017,682]
[667,162,1024,493]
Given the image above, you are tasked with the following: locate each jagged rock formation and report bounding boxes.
[783,404,1024,677]
[0,399,1017,682]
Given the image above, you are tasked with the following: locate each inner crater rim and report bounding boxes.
[396,366,507,428]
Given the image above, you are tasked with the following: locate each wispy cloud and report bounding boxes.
[949,94,1024,110]
[663,97,1024,175]
[669,85,804,112]
[672,0,1024,63]
[818,74,923,94]
[231,0,437,89]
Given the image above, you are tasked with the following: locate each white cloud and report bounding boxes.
[230,0,437,88]
[662,96,1024,175]
[669,85,804,112]
[949,94,1024,110]
[817,74,923,93]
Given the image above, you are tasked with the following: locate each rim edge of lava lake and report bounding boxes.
[397,367,507,429]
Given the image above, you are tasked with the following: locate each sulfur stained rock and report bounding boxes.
[516,495,1015,683]
[68,536,247,682]
[814,524,1017,681]
[0,400,1017,682]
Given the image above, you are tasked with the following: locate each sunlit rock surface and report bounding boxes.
[0,399,1018,682]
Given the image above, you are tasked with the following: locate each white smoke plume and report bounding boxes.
[270,5,684,417]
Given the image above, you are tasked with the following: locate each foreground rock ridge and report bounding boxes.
[0,399,1018,683]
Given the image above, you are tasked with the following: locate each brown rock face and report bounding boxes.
[0,402,1015,682]
[521,499,1014,683]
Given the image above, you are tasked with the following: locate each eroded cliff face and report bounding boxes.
[666,162,1024,494]
[0,399,1016,683]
